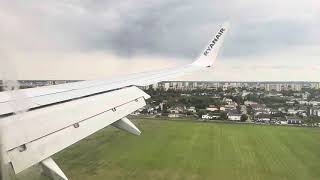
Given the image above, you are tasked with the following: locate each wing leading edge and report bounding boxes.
[0,23,229,180]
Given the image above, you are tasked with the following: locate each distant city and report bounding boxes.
[1,80,320,92]
[148,81,320,92]
[0,80,79,91]
[1,80,320,128]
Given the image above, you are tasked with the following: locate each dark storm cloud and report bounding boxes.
[226,20,318,57]
[1,0,319,59]
[71,0,320,59]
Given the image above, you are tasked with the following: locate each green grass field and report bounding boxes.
[20,119,320,180]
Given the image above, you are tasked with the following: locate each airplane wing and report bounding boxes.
[0,23,229,180]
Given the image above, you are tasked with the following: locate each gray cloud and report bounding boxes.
[0,0,319,59]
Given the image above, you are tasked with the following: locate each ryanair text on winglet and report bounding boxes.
[203,28,226,56]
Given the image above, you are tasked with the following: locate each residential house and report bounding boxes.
[287,109,297,115]
[298,100,309,105]
[168,106,186,114]
[286,101,295,106]
[309,101,320,106]
[250,104,267,111]
[187,106,197,113]
[270,109,281,115]
[168,114,182,118]
[254,110,270,116]
[223,98,233,104]
[255,114,271,123]
[202,114,220,120]
[302,92,310,100]
[225,102,238,114]
[219,106,226,111]
[206,105,219,112]
[287,118,303,124]
[310,108,320,117]
[228,113,242,121]
[240,105,247,114]
[244,101,258,106]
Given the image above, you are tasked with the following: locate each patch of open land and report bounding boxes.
[21,119,320,180]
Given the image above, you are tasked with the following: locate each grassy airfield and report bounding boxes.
[21,119,320,180]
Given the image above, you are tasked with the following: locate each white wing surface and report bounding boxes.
[0,23,229,180]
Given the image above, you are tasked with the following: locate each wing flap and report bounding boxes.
[7,94,147,173]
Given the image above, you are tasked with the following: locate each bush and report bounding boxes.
[241,114,248,122]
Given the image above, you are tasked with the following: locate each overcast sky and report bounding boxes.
[0,0,319,81]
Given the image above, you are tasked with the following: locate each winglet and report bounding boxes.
[192,22,229,67]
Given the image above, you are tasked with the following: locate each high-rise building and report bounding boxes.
[311,82,320,89]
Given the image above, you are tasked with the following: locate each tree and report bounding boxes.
[247,106,254,116]
[246,94,261,103]
[241,114,248,122]
[197,109,207,118]
[228,95,242,105]
[220,112,228,120]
